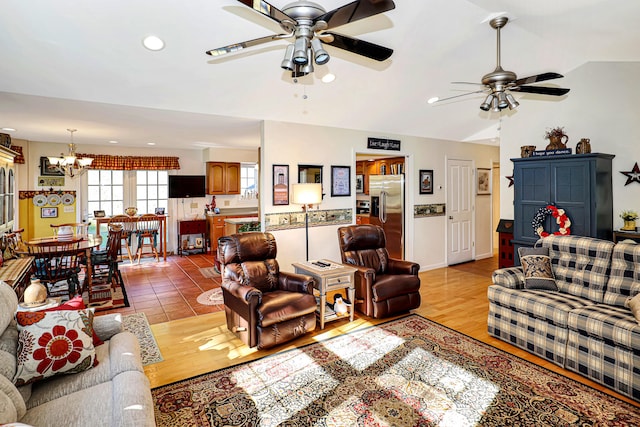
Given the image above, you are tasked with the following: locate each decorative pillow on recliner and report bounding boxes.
[43,296,103,346]
[13,309,98,386]
[625,293,640,324]
[518,247,558,291]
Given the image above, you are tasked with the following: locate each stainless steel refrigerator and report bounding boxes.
[369,174,404,259]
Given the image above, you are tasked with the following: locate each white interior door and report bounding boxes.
[447,159,474,265]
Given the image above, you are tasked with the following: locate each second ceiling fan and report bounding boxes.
[207,0,396,77]
[438,16,570,111]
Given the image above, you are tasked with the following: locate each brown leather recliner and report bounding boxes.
[218,232,317,349]
[337,224,421,318]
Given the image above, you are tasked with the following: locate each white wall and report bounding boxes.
[261,120,499,271]
[499,62,640,230]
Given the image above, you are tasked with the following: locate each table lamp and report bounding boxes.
[292,183,323,260]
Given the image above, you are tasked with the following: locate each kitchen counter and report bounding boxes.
[206,208,258,216]
[224,216,259,224]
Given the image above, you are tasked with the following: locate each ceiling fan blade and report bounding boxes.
[236,0,293,25]
[323,32,392,61]
[451,81,484,86]
[206,34,289,57]
[513,72,564,86]
[432,90,487,103]
[315,0,396,29]
[511,86,570,96]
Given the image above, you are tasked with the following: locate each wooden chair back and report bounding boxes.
[26,238,85,296]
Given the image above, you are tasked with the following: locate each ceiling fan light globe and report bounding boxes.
[491,96,500,112]
[497,92,509,109]
[281,44,295,70]
[293,37,309,64]
[506,93,519,109]
[479,94,493,111]
[311,38,330,65]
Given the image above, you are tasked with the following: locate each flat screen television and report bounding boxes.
[168,175,206,198]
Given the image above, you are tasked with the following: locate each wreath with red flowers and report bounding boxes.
[531,205,571,237]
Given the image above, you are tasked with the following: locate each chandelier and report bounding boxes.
[48,129,93,178]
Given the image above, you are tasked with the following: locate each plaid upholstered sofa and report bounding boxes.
[488,235,640,401]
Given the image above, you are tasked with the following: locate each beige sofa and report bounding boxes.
[0,281,156,426]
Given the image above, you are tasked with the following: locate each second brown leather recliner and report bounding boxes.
[337,224,421,318]
[218,232,317,349]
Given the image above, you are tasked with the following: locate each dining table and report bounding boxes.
[22,234,102,291]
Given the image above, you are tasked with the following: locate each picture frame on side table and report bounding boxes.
[419,170,433,195]
[41,207,58,218]
[273,164,289,205]
[331,165,351,197]
[477,168,491,195]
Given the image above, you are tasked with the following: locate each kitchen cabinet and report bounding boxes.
[206,162,241,195]
[512,153,614,264]
[356,215,370,225]
[207,214,249,255]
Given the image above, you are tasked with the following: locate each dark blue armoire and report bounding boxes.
[512,153,614,264]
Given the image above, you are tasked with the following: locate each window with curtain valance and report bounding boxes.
[76,153,180,170]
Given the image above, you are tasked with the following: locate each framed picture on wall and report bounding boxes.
[477,168,491,195]
[39,157,64,176]
[41,207,58,218]
[331,165,351,197]
[273,164,289,205]
[419,170,433,194]
[355,174,364,194]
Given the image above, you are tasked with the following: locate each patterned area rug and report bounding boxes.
[123,312,163,366]
[152,315,640,426]
[48,272,129,312]
[199,266,220,278]
[196,288,223,306]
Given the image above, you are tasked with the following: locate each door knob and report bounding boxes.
[449,216,453,220]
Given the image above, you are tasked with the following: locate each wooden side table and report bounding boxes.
[177,219,207,255]
[292,260,356,329]
[613,229,640,243]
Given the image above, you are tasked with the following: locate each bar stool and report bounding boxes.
[135,213,160,264]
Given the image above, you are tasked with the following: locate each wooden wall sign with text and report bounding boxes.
[367,138,401,151]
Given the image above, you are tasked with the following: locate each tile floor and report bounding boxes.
[98,253,223,325]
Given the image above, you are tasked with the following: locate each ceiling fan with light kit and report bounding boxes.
[433,15,570,112]
[207,0,396,78]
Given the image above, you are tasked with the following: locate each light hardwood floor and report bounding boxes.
[144,255,640,408]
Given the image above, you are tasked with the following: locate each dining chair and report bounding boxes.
[135,213,160,264]
[107,214,136,263]
[26,238,86,298]
[90,224,124,287]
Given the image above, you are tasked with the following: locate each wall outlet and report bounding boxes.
[224,200,230,206]
[190,202,198,208]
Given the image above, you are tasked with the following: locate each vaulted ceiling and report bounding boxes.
[0,0,639,150]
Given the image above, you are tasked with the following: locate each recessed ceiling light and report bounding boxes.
[143,35,165,51]
[109,140,118,144]
[321,73,335,83]
[147,142,156,146]
[1,127,16,132]
[427,97,439,104]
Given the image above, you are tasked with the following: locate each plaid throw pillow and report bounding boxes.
[518,247,558,290]
[625,293,640,324]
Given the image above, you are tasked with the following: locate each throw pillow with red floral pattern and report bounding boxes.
[13,309,98,386]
